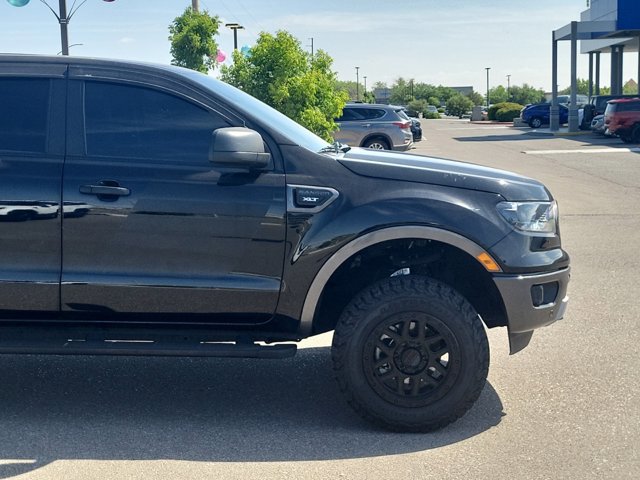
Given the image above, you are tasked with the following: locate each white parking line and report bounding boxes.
[523,147,640,155]
[436,126,512,131]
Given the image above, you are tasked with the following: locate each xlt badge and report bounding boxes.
[287,185,339,213]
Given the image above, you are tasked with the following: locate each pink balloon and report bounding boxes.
[216,49,226,63]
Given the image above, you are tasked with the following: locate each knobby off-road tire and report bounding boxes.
[331,276,489,432]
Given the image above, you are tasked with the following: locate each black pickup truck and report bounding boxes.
[0,55,570,432]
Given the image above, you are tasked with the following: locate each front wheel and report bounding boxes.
[331,276,489,432]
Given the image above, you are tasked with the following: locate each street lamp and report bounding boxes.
[363,76,367,95]
[225,23,244,51]
[6,0,115,56]
[506,74,511,101]
[57,43,83,55]
[485,67,491,109]
[355,66,360,101]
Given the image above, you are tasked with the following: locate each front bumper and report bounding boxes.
[493,267,570,354]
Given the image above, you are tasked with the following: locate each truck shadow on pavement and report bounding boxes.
[0,347,504,478]
[453,131,635,147]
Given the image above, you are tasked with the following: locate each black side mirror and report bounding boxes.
[209,127,271,169]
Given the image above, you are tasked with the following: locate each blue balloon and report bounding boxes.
[240,45,251,57]
[7,0,31,6]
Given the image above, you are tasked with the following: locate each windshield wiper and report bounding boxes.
[319,141,351,154]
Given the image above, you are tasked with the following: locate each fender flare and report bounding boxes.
[298,225,499,335]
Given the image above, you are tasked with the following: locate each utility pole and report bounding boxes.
[363,76,367,95]
[485,67,491,109]
[506,74,511,100]
[355,66,360,101]
[225,23,244,50]
[308,37,314,57]
[192,0,199,12]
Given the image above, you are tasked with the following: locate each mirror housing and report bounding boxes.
[209,127,271,169]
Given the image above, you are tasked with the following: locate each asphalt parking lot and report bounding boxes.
[1,120,638,479]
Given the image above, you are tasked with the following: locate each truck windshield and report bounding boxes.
[182,70,332,154]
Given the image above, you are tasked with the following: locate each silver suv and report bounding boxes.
[333,103,413,150]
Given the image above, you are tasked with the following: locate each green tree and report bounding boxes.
[488,85,508,104]
[559,78,590,95]
[509,84,546,105]
[220,30,348,141]
[407,99,428,116]
[467,90,485,106]
[335,80,366,101]
[362,91,376,104]
[168,7,220,73]
[446,94,473,118]
[427,96,441,107]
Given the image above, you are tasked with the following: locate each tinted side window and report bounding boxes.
[84,82,230,162]
[337,108,364,122]
[361,109,386,120]
[0,78,50,153]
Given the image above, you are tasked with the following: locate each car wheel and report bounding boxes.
[631,124,640,143]
[529,117,543,129]
[363,138,390,150]
[331,276,489,432]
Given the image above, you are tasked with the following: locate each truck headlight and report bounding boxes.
[497,201,558,234]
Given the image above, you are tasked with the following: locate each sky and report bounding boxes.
[0,0,638,94]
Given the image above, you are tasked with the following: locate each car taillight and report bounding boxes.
[393,121,411,130]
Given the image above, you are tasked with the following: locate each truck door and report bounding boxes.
[61,74,286,324]
[0,65,66,316]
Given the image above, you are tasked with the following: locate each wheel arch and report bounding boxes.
[360,133,393,149]
[298,226,507,336]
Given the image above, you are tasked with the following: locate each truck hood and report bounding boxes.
[338,149,551,201]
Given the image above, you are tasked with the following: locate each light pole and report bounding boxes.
[363,76,367,95]
[485,67,491,109]
[225,23,244,50]
[355,66,360,101]
[506,74,511,101]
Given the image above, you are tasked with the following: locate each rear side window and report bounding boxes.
[0,78,50,153]
[337,107,386,122]
[84,81,230,162]
[360,108,386,120]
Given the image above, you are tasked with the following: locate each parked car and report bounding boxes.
[604,97,640,143]
[590,114,606,135]
[549,94,588,106]
[334,103,413,150]
[426,105,439,114]
[0,54,570,432]
[521,103,569,128]
[399,107,422,142]
[589,94,640,116]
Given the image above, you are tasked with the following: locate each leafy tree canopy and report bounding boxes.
[446,94,473,118]
[169,7,220,73]
[467,90,485,106]
[220,31,348,141]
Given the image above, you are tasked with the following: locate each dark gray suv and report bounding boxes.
[333,103,413,150]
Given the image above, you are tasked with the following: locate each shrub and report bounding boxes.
[437,107,445,114]
[487,103,504,121]
[424,112,441,119]
[495,102,524,122]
